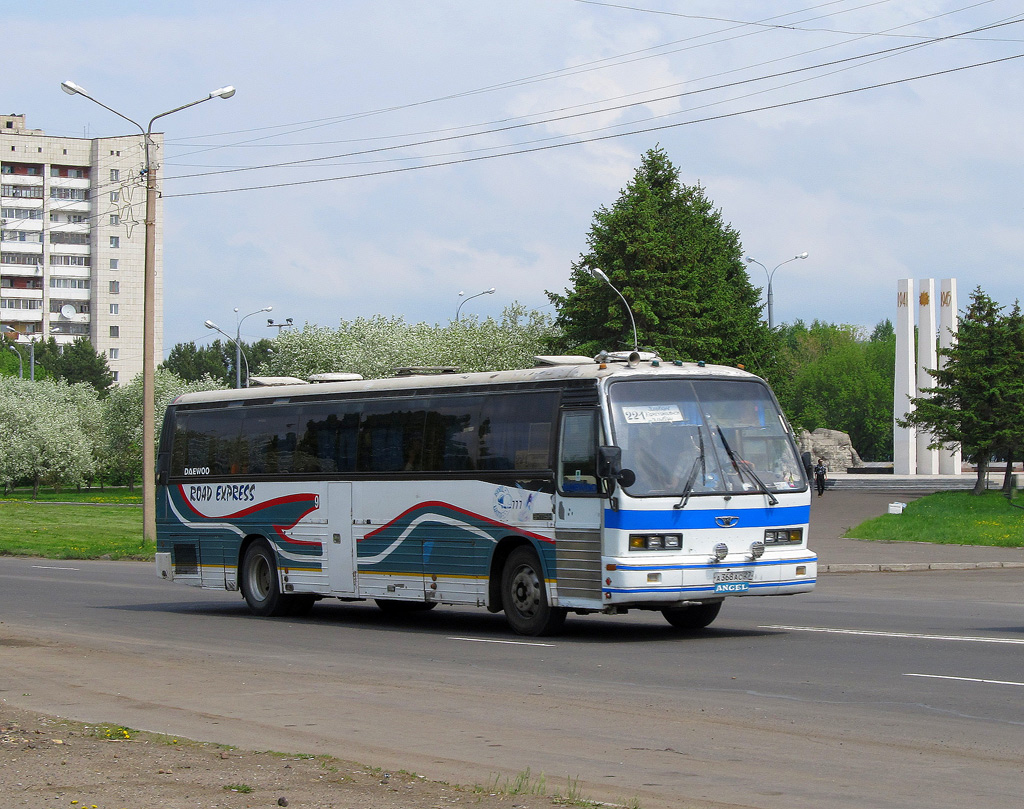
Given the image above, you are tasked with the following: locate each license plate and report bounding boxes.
[713,569,754,583]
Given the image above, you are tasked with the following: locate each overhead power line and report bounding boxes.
[161,15,1024,182]
[164,0,1009,154]
[163,51,1024,200]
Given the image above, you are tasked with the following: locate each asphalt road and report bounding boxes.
[2,552,1023,809]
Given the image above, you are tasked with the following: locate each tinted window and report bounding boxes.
[479,392,554,471]
[170,390,558,478]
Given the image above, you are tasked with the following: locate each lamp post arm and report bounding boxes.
[455,288,495,322]
[7,345,23,379]
[205,321,246,388]
[589,268,638,352]
[233,306,271,387]
[70,92,145,136]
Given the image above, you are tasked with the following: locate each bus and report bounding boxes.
[155,352,816,635]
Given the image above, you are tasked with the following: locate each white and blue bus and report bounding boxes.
[155,352,815,635]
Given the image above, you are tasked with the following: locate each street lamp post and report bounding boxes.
[455,287,495,321]
[61,80,235,544]
[1,326,24,379]
[6,345,23,379]
[745,252,808,329]
[588,267,639,352]
[267,317,293,333]
[206,305,272,388]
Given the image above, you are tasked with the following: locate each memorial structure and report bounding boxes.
[893,278,961,475]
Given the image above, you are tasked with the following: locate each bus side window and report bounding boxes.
[559,410,598,494]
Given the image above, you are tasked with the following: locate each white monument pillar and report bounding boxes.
[916,279,940,474]
[894,279,916,475]
[937,278,961,474]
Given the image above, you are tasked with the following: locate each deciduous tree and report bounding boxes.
[102,369,226,490]
[260,303,557,380]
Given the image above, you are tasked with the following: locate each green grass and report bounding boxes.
[0,486,142,504]
[0,501,151,559]
[846,490,1024,547]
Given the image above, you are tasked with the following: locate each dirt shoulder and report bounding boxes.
[1,703,594,809]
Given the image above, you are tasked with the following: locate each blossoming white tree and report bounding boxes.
[260,303,558,380]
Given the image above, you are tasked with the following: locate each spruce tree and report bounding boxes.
[902,287,1024,494]
[547,147,777,375]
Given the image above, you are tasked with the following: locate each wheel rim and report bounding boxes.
[249,553,271,602]
[509,563,542,618]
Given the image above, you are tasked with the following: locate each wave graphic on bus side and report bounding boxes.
[169,485,323,549]
[359,500,554,572]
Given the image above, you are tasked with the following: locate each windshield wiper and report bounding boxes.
[715,425,778,506]
[674,429,706,509]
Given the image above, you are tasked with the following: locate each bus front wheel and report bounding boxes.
[662,601,722,630]
[240,541,289,617]
[501,547,566,636]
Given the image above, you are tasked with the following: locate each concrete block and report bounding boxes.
[879,563,930,572]
[823,564,880,573]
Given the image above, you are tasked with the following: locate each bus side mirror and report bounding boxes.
[599,446,636,488]
[156,452,170,486]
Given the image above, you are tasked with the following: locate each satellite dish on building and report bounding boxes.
[60,304,76,319]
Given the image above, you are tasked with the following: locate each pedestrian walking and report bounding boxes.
[814,458,828,497]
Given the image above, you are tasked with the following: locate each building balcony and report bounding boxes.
[0,241,44,255]
[1,175,45,188]
[49,177,91,189]
[0,263,44,278]
[0,307,43,323]
[0,287,43,300]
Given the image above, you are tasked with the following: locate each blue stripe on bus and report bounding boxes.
[604,505,810,531]
[613,555,817,572]
[603,578,817,595]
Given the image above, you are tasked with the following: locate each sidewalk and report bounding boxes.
[808,483,1024,573]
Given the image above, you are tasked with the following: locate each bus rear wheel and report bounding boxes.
[662,600,722,630]
[240,541,290,617]
[501,547,567,636]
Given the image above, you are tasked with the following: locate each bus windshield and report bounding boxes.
[607,378,805,497]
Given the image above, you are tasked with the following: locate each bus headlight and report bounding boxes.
[764,528,803,544]
[628,533,682,551]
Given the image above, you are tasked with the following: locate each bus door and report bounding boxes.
[553,409,603,604]
[326,482,357,596]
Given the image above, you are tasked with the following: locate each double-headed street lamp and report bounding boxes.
[745,252,808,329]
[455,287,495,321]
[206,306,272,388]
[61,80,235,544]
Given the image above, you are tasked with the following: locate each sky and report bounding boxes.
[5,0,1024,357]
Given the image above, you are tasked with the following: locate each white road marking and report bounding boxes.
[449,636,555,647]
[761,625,1024,645]
[905,673,1024,688]
[31,565,80,571]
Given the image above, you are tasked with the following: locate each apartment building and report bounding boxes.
[1,113,163,384]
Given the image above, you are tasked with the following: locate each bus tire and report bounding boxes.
[501,546,567,636]
[374,599,437,613]
[285,593,318,617]
[662,601,722,630]
[240,541,289,617]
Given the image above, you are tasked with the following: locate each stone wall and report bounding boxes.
[797,428,863,472]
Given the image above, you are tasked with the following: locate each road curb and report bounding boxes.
[823,561,1024,573]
